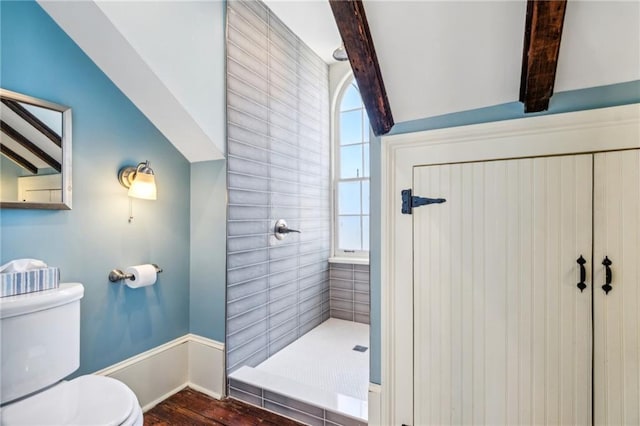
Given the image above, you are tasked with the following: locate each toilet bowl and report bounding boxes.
[1,376,143,426]
[0,283,143,425]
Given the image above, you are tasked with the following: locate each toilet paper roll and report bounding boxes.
[124,264,157,288]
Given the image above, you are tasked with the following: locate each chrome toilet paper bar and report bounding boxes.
[108,264,163,282]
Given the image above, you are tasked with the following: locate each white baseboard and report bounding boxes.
[139,383,190,412]
[187,333,225,400]
[93,334,225,411]
[368,383,382,426]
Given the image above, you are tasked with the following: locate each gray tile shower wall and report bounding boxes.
[329,263,370,324]
[226,0,331,373]
[229,379,367,426]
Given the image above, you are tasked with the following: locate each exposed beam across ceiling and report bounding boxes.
[329,0,394,135]
[1,99,62,147]
[519,0,568,113]
[0,121,61,172]
[0,144,38,174]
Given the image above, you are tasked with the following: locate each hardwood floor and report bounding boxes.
[143,388,305,426]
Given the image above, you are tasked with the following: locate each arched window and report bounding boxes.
[334,78,369,257]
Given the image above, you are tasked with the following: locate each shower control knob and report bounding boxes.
[274,219,301,240]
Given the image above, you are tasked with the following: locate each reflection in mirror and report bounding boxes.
[0,88,71,209]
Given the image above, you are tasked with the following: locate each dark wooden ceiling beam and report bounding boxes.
[0,144,38,174]
[519,0,568,113]
[0,121,61,172]
[1,99,62,147]
[329,0,394,135]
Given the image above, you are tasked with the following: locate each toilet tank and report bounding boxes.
[0,283,84,404]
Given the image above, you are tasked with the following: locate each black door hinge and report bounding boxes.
[401,189,446,214]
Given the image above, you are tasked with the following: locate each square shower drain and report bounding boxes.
[353,345,368,352]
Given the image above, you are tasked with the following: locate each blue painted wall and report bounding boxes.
[389,81,640,136]
[188,0,228,346]
[0,1,191,375]
[190,160,227,342]
[369,80,640,384]
[5,0,638,389]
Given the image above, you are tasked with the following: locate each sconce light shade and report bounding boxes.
[128,172,156,200]
[118,160,157,200]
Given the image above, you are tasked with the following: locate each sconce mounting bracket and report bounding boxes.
[118,166,137,189]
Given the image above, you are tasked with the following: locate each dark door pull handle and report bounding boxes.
[602,256,613,295]
[577,256,587,292]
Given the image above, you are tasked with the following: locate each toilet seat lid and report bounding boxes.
[2,375,138,426]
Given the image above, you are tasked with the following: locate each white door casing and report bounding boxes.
[380,104,640,426]
[593,150,640,426]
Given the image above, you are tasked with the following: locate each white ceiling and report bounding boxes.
[554,1,640,91]
[38,0,226,163]
[38,0,639,160]
[95,1,226,160]
[268,0,640,123]
[366,1,526,122]
[262,0,342,63]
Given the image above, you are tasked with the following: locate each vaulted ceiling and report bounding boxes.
[271,0,639,125]
[38,1,640,158]
[38,0,226,162]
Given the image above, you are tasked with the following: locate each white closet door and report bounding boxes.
[413,154,593,425]
[594,149,640,426]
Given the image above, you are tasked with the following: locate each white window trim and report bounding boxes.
[328,256,369,265]
[331,73,370,262]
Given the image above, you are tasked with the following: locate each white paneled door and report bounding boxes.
[594,150,640,426]
[413,154,593,425]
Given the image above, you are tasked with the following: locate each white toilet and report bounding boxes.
[0,283,143,425]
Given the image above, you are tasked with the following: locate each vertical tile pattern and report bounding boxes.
[329,264,370,324]
[226,0,330,373]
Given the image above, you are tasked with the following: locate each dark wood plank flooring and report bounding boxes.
[143,388,305,426]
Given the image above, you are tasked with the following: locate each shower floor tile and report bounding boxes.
[256,318,369,400]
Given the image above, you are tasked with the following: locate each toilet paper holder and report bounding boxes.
[108,264,163,282]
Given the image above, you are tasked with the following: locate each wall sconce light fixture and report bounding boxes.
[118,160,157,200]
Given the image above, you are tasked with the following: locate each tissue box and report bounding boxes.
[0,267,60,297]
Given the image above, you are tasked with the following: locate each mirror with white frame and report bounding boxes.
[0,88,72,209]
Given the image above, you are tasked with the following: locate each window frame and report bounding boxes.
[331,75,370,261]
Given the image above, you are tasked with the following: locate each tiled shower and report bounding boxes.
[225,1,369,424]
[329,264,370,324]
[226,0,331,374]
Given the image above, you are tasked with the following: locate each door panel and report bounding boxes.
[594,149,640,426]
[413,154,593,425]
